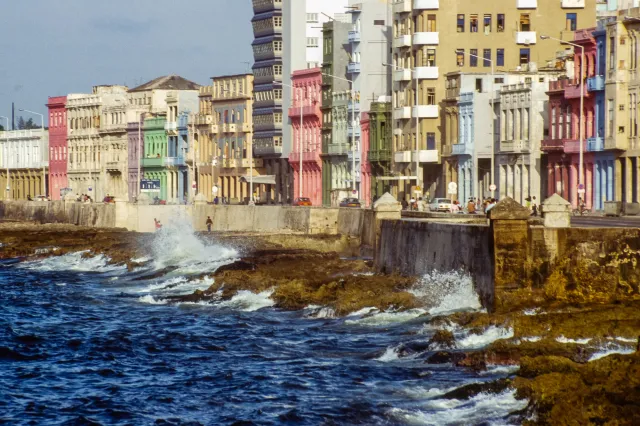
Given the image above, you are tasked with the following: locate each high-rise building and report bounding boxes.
[46,96,68,200]
[251,0,349,204]
[390,0,596,200]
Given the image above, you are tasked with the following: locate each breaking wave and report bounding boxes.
[411,270,483,316]
[217,290,275,312]
[457,326,514,349]
[344,309,427,326]
[18,251,127,274]
[588,344,636,361]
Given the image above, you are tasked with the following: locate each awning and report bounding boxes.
[241,175,276,185]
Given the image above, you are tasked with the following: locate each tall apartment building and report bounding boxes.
[46,96,68,199]
[391,0,596,200]
[251,0,348,204]
[196,73,259,203]
[66,85,127,200]
[0,129,49,200]
[366,101,393,200]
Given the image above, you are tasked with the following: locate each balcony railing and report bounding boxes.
[413,0,439,9]
[394,69,412,82]
[348,30,360,43]
[587,136,604,152]
[517,0,537,8]
[347,151,362,162]
[368,149,391,162]
[500,140,530,152]
[415,149,439,163]
[563,0,585,8]
[348,62,361,74]
[288,104,322,119]
[516,31,537,45]
[327,143,350,155]
[348,126,361,137]
[563,139,586,153]
[393,34,412,48]
[142,157,164,167]
[587,75,605,92]
[253,145,283,156]
[565,82,588,99]
[413,32,439,45]
[548,78,571,92]
[415,66,439,79]
[164,156,185,167]
[452,143,472,155]
[289,151,322,165]
[164,122,178,132]
[393,106,411,120]
[106,161,121,172]
[541,138,569,151]
[392,0,412,13]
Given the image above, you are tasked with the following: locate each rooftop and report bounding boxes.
[129,75,201,93]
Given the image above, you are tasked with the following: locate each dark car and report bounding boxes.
[293,197,312,206]
[339,198,361,208]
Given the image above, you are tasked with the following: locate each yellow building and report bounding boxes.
[391,0,596,198]
[0,129,49,200]
[194,74,262,203]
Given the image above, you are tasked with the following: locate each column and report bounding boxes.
[457,163,464,202]
[514,163,522,204]
[506,164,513,199]
[499,164,506,199]
[570,162,578,207]
[561,165,569,200]
[595,161,601,210]
[608,160,614,201]
[523,164,530,201]
[626,157,633,203]
[586,162,593,210]
[547,164,554,197]
[636,157,640,203]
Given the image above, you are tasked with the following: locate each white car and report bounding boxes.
[428,198,452,212]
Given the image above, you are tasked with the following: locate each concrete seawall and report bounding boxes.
[0,200,115,228]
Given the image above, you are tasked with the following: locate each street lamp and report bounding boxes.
[382,62,421,194]
[19,108,46,197]
[0,115,9,199]
[276,81,304,199]
[540,34,585,201]
[322,72,358,193]
[454,51,496,199]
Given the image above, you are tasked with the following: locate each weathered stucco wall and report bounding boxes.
[376,220,495,309]
[0,200,116,228]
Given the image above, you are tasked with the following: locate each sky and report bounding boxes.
[0,0,253,128]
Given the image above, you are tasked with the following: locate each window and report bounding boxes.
[274,16,282,27]
[566,105,572,138]
[457,14,465,33]
[497,14,505,32]
[476,78,483,92]
[273,41,282,51]
[427,14,436,32]
[427,133,436,150]
[306,13,318,23]
[274,65,282,76]
[483,49,491,67]
[274,89,282,100]
[519,14,530,31]
[470,14,478,33]
[274,113,282,123]
[609,36,616,70]
[427,88,436,105]
[374,19,385,26]
[566,13,577,31]
[519,48,530,66]
[426,49,436,66]
[456,49,464,66]
[483,14,491,34]
[470,49,478,67]
[307,37,318,48]
[551,107,557,139]
[608,99,614,136]
[497,48,505,66]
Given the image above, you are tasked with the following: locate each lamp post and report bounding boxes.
[382,62,421,195]
[541,34,585,200]
[19,109,46,197]
[0,115,9,199]
[322,73,358,193]
[276,81,304,199]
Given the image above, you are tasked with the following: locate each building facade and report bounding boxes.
[196,73,259,203]
[0,129,49,200]
[366,101,393,200]
[391,0,596,200]
[288,68,323,205]
[46,96,68,199]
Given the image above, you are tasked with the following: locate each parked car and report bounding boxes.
[293,197,312,206]
[428,198,452,212]
[339,198,361,208]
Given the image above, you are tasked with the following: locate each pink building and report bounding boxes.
[360,112,372,207]
[288,68,323,206]
[46,96,68,199]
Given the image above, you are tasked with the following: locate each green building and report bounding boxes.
[141,116,169,200]
[367,101,393,199]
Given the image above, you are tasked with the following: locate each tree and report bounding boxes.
[17,116,25,130]
[25,118,37,129]
[0,125,4,131]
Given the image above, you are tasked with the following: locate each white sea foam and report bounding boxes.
[457,326,514,349]
[523,308,540,316]
[344,309,427,326]
[19,251,127,273]
[346,307,379,317]
[607,336,638,343]
[588,345,635,361]
[479,365,520,376]
[556,335,591,345]
[399,386,460,400]
[138,295,168,305]
[411,270,483,316]
[521,336,542,343]
[389,389,527,426]
[217,290,275,312]
[376,346,401,362]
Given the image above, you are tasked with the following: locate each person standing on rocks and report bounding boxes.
[154,218,162,231]
[206,216,213,232]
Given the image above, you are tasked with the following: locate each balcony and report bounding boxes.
[413,32,439,45]
[348,101,360,112]
[500,140,530,152]
[142,157,165,167]
[415,149,439,163]
[253,145,283,156]
[516,31,537,44]
[221,123,237,133]
[412,105,438,118]
[393,0,412,13]
[413,0,439,8]
[517,0,537,8]
[541,138,569,152]
[164,122,178,133]
[327,143,350,155]
[393,35,412,48]
[288,104,322,119]
[565,82,589,99]
[562,0,585,7]
[394,69,412,82]
[452,143,472,155]
[348,30,360,43]
[548,79,571,93]
[395,151,411,163]
[242,122,252,132]
[195,115,212,126]
[394,107,411,120]
[252,0,282,13]
[289,151,322,166]
[587,75,605,92]
[210,124,219,134]
[347,151,362,162]
[587,136,604,152]
[564,139,586,153]
[415,66,439,79]
[368,149,391,162]
[348,62,361,74]
[348,126,361,137]
[106,161,121,172]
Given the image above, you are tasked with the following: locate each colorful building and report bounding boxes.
[366,101,393,200]
[288,68,323,206]
[46,96,68,199]
[126,119,143,202]
[0,129,49,200]
[141,116,168,200]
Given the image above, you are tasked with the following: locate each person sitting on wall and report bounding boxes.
[27,195,33,201]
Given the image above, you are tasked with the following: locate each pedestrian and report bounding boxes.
[485,198,497,218]
[467,198,476,214]
[525,196,532,210]
[531,197,538,217]
[409,196,416,211]
[417,197,424,212]
[401,199,409,210]
[214,196,219,205]
[154,218,162,231]
[206,216,213,232]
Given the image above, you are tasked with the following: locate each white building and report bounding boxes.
[0,129,49,200]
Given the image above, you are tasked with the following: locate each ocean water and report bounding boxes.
[0,221,527,425]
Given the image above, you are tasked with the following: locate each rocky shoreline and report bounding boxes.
[1,221,639,424]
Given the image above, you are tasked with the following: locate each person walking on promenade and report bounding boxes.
[401,199,409,210]
[531,197,539,217]
[206,216,213,232]
[467,198,476,214]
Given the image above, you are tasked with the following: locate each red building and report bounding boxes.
[46,96,68,199]
[360,112,372,207]
[288,68,323,206]
[541,28,597,209]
